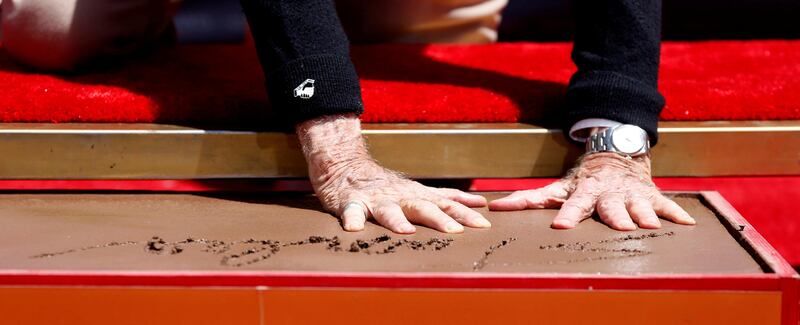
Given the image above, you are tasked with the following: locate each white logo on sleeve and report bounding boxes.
[293,79,315,99]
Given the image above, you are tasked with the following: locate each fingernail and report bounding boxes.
[343,223,362,232]
[620,221,637,230]
[475,218,492,228]
[552,219,575,229]
[445,221,464,233]
[399,223,416,233]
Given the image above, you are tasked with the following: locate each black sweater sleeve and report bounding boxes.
[240,0,363,124]
[565,0,665,144]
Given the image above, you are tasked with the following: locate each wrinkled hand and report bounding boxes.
[297,114,490,234]
[314,159,490,234]
[489,152,696,231]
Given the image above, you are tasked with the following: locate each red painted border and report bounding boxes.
[700,192,797,277]
[0,270,786,291]
[699,192,800,325]
[0,179,313,192]
[780,277,800,325]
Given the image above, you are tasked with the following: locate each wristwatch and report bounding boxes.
[586,124,650,157]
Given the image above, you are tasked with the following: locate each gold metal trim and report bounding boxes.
[0,121,797,179]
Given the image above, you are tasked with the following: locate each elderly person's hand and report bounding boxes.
[297,114,491,234]
[489,150,695,231]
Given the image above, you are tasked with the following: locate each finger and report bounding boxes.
[627,197,661,229]
[596,193,637,231]
[372,203,416,234]
[552,190,596,229]
[487,191,529,211]
[340,201,368,232]
[402,200,464,233]
[489,188,566,211]
[437,188,487,207]
[653,195,697,225]
[435,199,491,228]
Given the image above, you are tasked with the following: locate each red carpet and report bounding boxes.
[0,40,798,125]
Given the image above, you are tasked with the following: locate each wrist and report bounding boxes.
[296,114,375,183]
[580,152,652,177]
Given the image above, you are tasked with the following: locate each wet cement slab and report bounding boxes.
[0,193,764,274]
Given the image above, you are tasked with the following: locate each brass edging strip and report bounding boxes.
[659,126,800,133]
[0,122,797,179]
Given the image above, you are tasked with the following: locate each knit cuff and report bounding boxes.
[265,54,364,124]
[565,70,665,145]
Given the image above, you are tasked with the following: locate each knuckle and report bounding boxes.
[386,216,408,227]
[440,187,461,194]
[563,199,584,209]
[399,198,419,207]
[462,209,480,219]
[524,188,544,197]
[372,205,389,216]
[436,188,455,196]
[546,185,569,198]
[418,198,437,208]
[561,200,580,209]
[661,198,680,209]
[628,201,648,212]
[578,176,601,188]
[524,196,541,206]
[568,191,590,201]
[626,195,649,207]
[564,200,593,215]
[637,190,659,202]
[413,200,436,213]
[596,199,619,211]
[438,202,457,214]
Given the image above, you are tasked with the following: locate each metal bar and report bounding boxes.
[0,121,797,179]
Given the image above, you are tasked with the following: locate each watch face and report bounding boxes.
[611,125,646,154]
